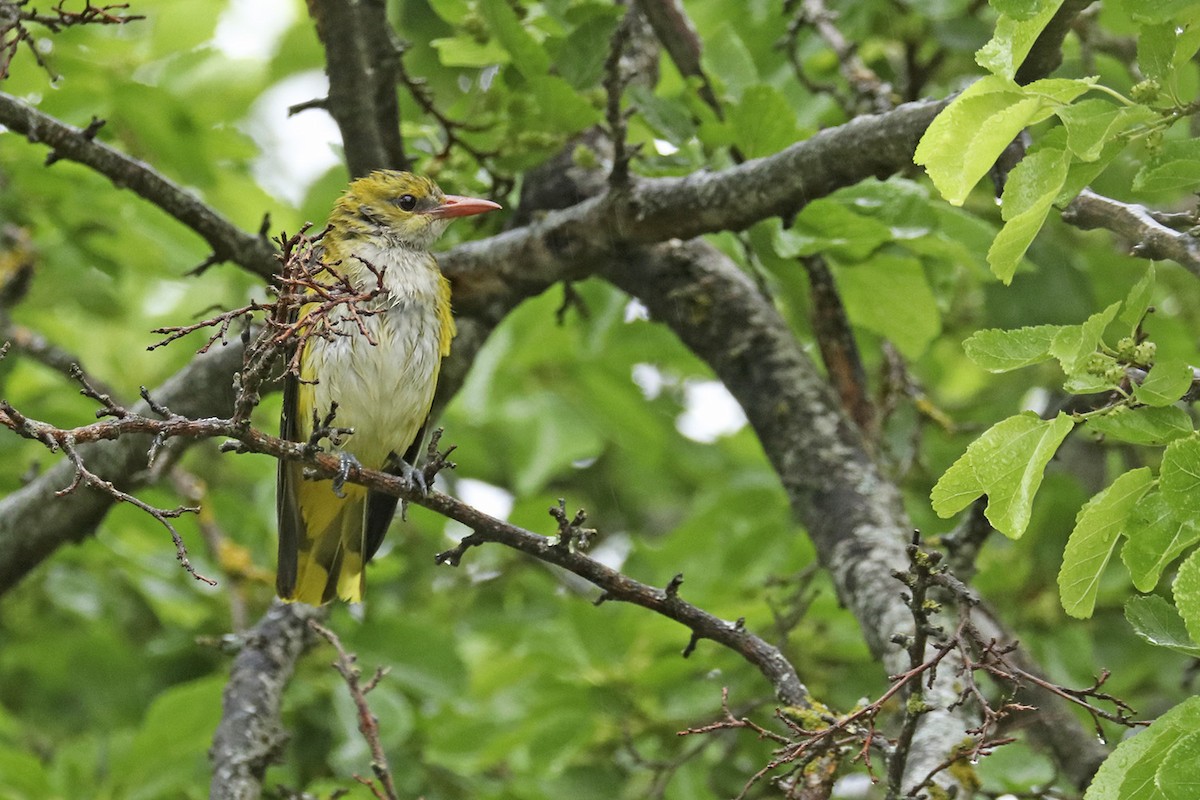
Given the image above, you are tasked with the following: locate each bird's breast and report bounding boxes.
[303,252,450,468]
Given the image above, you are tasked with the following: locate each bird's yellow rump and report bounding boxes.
[276,170,500,604]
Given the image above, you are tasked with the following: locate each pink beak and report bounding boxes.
[430,194,503,219]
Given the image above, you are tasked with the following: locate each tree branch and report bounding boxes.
[0,339,243,594]
[0,91,277,279]
[307,0,406,177]
[1062,188,1200,278]
[209,600,325,800]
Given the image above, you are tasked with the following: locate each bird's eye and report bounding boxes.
[393,194,418,212]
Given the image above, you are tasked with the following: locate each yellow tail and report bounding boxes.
[277,466,369,604]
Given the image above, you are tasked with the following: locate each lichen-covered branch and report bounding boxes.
[209,601,325,800]
[1062,188,1200,278]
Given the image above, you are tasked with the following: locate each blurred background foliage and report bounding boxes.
[0,0,1197,798]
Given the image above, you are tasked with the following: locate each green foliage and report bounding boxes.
[1083,696,1200,800]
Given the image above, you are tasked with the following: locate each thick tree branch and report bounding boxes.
[1014,0,1097,86]
[0,91,277,279]
[0,339,242,594]
[209,600,325,800]
[306,0,406,178]
[1062,188,1200,278]
[439,98,946,315]
[600,238,967,792]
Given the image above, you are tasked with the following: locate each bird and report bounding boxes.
[276,170,500,604]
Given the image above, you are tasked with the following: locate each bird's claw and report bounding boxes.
[397,459,429,497]
[332,452,361,498]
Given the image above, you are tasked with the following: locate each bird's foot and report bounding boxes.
[331,452,362,498]
[396,458,429,497]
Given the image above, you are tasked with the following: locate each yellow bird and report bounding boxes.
[276,170,500,604]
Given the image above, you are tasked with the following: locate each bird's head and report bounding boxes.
[331,170,501,250]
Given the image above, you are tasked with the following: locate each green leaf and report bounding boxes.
[112,676,224,797]
[479,0,551,77]
[629,86,696,141]
[1138,23,1178,81]
[976,0,1065,79]
[702,24,758,100]
[773,200,894,261]
[989,0,1049,20]
[963,324,1063,371]
[556,12,621,89]
[1049,302,1121,374]
[1121,265,1156,329]
[1160,437,1200,516]
[525,75,602,133]
[1056,100,1158,162]
[1125,493,1200,593]
[1172,549,1200,645]
[835,254,942,359]
[430,35,511,67]
[1125,595,1200,658]
[0,747,52,796]
[1058,467,1153,618]
[1125,0,1200,25]
[1059,136,1126,204]
[729,85,801,159]
[915,75,1083,206]
[1090,406,1193,447]
[1083,696,1200,800]
[988,146,1071,282]
[1158,731,1200,800]
[1135,140,1200,193]
[931,412,1075,538]
[1134,360,1195,407]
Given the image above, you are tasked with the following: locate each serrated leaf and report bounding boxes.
[1158,731,1200,800]
[835,254,941,359]
[1121,265,1156,328]
[1123,492,1200,593]
[1172,549,1200,645]
[915,77,1037,206]
[1049,302,1121,374]
[729,85,800,159]
[1160,437,1200,516]
[1135,140,1200,193]
[964,324,1063,371]
[931,412,1075,538]
[976,0,1065,79]
[1090,405,1193,447]
[1135,360,1195,407]
[988,146,1071,282]
[1083,696,1200,800]
[1125,595,1200,658]
[1056,100,1157,162]
[1058,467,1153,618]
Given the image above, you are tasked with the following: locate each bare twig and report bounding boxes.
[309,621,399,800]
